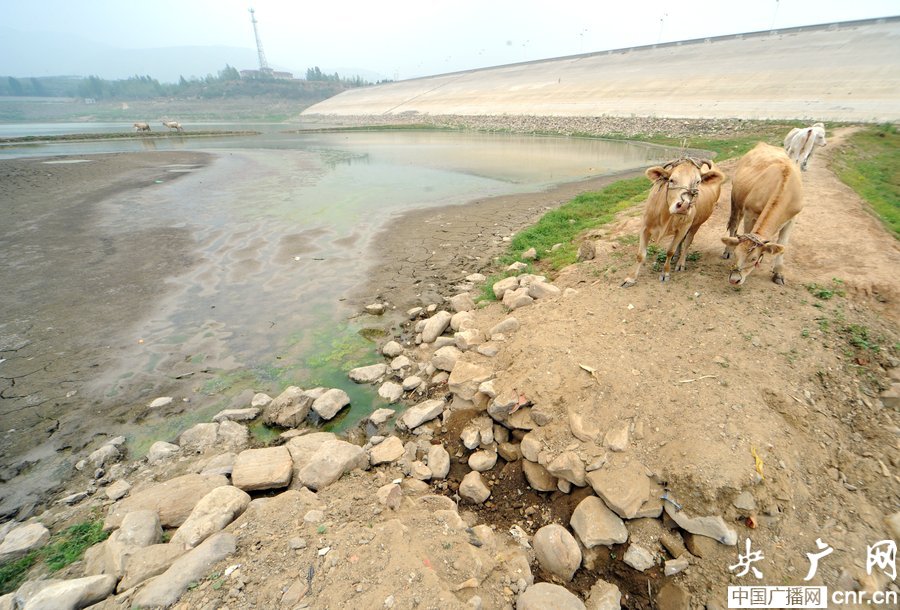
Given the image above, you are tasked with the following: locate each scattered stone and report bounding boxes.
[217,420,249,450]
[732,491,757,511]
[432,345,463,372]
[88,444,120,468]
[570,496,628,547]
[59,492,88,506]
[399,399,445,430]
[886,512,900,541]
[178,423,219,454]
[20,574,117,610]
[407,306,423,319]
[132,533,236,609]
[533,524,582,581]
[517,582,585,610]
[498,442,522,462]
[459,471,490,503]
[264,386,314,428]
[468,450,498,472]
[502,287,533,310]
[390,355,412,370]
[586,579,622,610]
[665,555,690,576]
[528,281,561,299]
[296,440,369,491]
[466,273,486,282]
[623,543,656,571]
[0,523,50,562]
[378,381,404,404]
[427,444,451,479]
[521,247,538,260]
[402,375,423,391]
[117,543,186,592]
[451,311,477,332]
[520,433,541,462]
[170,486,251,549]
[250,392,272,408]
[657,582,691,610]
[664,503,738,545]
[586,461,651,519]
[449,293,475,312]
[105,480,131,501]
[492,277,520,300]
[455,329,485,351]
[365,303,386,315]
[212,407,260,422]
[507,261,528,272]
[449,362,492,401]
[382,341,403,358]
[145,441,179,465]
[349,363,389,383]
[148,396,173,409]
[422,311,453,343]
[312,388,351,420]
[410,461,433,480]
[568,410,599,442]
[546,452,586,487]
[461,424,481,450]
[200,452,235,477]
[369,408,396,425]
[231,446,293,491]
[577,240,596,261]
[522,459,557,492]
[604,423,631,452]
[369,436,405,465]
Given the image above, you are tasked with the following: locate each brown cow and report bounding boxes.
[721,142,803,285]
[622,158,725,287]
[133,122,151,132]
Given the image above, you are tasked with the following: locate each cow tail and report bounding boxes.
[727,189,742,236]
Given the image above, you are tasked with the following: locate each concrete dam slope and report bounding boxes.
[303,17,900,122]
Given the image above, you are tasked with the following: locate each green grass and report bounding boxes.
[0,520,109,594]
[499,177,650,273]
[805,279,846,300]
[832,124,900,238]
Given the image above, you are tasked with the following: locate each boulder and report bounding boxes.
[311,388,351,420]
[369,409,396,426]
[522,460,557,492]
[264,386,315,428]
[0,523,50,562]
[399,399,445,430]
[146,441,179,464]
[502,287,533,310]
[528,281,562,299]
[533,524,582,581]
[427,444,451,479]
[231,446,293,491]
[250,392,272,408]
[170,486,251,549]
[586,579,622,610]
[105,480,131,501]
[489,317,520,336]
[296,440,368,491]
[378,381,404,404]
[177,423,219,454]
[117,543,186,592]
[217,419,249,450]
[517,582,585,610]
[369,436,405,466]
[492,276,520,300]
[448,362,492,401]
[459,471,490,504]
[623,544,656,572]
[381,341,403,358]
[570,496,628,547]
[585,462,651,519]
[349,363,389,383]
[546,451,586,487]
[422,311,453,343]
[19,575,116,610]
[450,311,476,332]
[199,452,235,477]
[468,450,498,472]
[285,432,338,486]
[449,293,475,313]
[663,503,738,546]
[432,345,463,372]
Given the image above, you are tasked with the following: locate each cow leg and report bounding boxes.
[675,230,697,271]
[772,220,795,285]
[722,191,743,259]
[621,227,650,287]
[660,230,685,282]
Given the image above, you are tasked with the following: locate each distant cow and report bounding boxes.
[783,123,826,170]
[722,143,803,285]
[162,120,184,132]
[133,122,151,132]
[622,157,725,286]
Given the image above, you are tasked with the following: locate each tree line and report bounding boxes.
[0,65,382,100]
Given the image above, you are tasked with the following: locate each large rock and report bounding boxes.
[132,533,236,609]
[623,543,656,571]
[399,399,445,430]
[492,277,520,300]
[517,582,586,610]
[200,452,235,477]
[468,450,498,472]
[427,444,451,479]
[117,543,186,592]
[585,462,651,519]
[546,451,586,487]
[421,311,453,343]
[217,419,249,450]
[170,486,251,549]
[450,311,476,332]
[527,281,562,299]
[311,388,351,420]
[0,523,50,562]
[586,579,622,610]
[378,381,404,403]
[97,510,162,577]
[368,436,405,465]
[449,293,475,312]
[146,441,179,464]
[232,446,293,491]
[285,432,338,488]
[448,362,492,401]
[212,407,260,422]
[522,459,557,492]
[264,386,314,428]
[349,363,389,383]
[296,440,368,491]
[459,471,490,504]
[533,524,582,581]
[432,346,462,372]
[19,575,116,610]
[178,423,219,454]
[502,287,533,310]
[570,496,628,547]
[105,474,229,530]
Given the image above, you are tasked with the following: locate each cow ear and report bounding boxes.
[721,236,740,246]
[646,166,670,182]
[762,243,785,255]
[701,168,725,185]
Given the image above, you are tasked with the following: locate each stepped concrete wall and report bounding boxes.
[303,17,900,122]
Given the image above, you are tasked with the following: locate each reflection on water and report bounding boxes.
[5,126,676,434]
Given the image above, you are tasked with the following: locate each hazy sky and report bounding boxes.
[4,0,897,80]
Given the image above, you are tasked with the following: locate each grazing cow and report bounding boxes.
[783,123,826,170]
[133,122,151,132]
[162,120,184,132]
[622,158,725,287]
[721,143,803,286]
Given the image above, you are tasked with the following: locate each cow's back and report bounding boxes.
[732,143,803,221]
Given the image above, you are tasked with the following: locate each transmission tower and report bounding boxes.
[248,8,272,74]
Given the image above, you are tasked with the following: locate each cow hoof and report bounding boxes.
[675,264,686,272]
[659,273,670,283]
[721,250,732,260]
[621,279,636,288]
[773,273,785,285]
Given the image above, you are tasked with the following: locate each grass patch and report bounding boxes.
[499,177,650,273]
[805,278,846,300]
[0,520,109,594]
[831,124,900,238]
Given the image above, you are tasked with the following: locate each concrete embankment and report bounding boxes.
[303,17,900,122]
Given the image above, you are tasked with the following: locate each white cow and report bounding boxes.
[162,120,184,132]
[783,123,826,171]
[133,122,151,132]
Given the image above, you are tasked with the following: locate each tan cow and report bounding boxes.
[721,142,803,285]
[622,157,725,287]
[133,122,151,132]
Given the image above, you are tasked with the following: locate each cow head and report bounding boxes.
[647,159,724,215]
[721,234,784,285]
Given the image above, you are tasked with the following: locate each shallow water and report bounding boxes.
[3,126,675,438]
